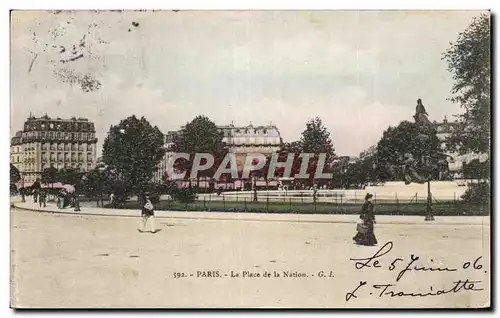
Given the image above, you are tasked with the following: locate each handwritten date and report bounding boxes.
[349,241,483,282]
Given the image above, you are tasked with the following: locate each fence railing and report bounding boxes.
[116,191,489,216]
[195,189,466,205]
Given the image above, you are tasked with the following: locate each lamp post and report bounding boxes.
[74,173,87,212]
[20,172,25,203]
[425,178,434,221]
[423,155,435,221]
[252,176,257,202]
[98,165,106,207]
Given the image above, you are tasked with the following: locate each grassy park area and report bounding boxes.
[112,199,489,216]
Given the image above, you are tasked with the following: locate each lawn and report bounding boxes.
[109,199,489,216]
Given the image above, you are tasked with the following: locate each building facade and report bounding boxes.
[10,114,98,184]
[220,123,282,169]
[220,123,282,154]
[433,117,488,174]
[155,123,282,182]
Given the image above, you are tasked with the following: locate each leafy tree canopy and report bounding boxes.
[41,165,58,185]
[56,167,83,185]
[173,115,225,154]
[102,115,165,195]
[300,117,336,163]
[345,155,377,186]
[172,115,226,180]
[375,121,444,182]
[10,164,20,184]
[442,13,491,155]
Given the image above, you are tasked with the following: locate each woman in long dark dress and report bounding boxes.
[353,193,378,246]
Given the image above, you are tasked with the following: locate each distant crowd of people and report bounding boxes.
[17,178,78,209]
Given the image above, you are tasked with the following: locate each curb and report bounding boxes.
[12,203,352,224]
[12,203,488,226]
[13,204,141,219]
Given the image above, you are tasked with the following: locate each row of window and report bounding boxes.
[41,163,93,170]
[40,144,93,151]
[42,153,93,160]
[22,131,96,140]
[14,152,94,161]
[40,157,94,163]
[16,144,94,152]
[21,157,94,164]
[222,137,281,145]
[21,162,93,173]
[221,128,279,136]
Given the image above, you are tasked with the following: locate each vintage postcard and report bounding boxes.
[10,10,490,308]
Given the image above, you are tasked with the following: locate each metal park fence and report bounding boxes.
[119,189,489,216]
[198,190,461,205]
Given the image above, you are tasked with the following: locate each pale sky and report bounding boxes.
[10,10,486,156]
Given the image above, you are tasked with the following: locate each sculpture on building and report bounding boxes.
[413,98,433,130]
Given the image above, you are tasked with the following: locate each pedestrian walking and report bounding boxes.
[109,193,115,207]
[38,190,47,208]
[353,193,378,246]
[32,179,41,203]
[138,194,156,233]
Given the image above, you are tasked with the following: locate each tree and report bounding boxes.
[10,164,20,184]
[173,115,225,154]
[56,167,83,185]
[344,156,377,187]
[375,121,444,183]
[463,159,489,180]
[280,141,303,154]
[300,117,336,164]
[102,115,165,198]
[294,117,336,186]
[172,115,226,186]
[461,181,490,204]
[41,165,58,186]
[82,167,116,206]
[442,13,491,155]
[270,118,336,188]
[83,168,100,200]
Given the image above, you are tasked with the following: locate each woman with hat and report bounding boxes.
[353,193,378,246]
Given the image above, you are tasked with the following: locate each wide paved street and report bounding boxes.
[10,208,490,308]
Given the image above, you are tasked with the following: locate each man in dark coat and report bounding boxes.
[32,179,41,203]
[38,190,47,208]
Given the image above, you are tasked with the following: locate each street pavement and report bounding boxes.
[10,201,490,308]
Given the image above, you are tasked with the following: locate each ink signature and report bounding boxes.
[345,241,486,302]
[346,279,484,301]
